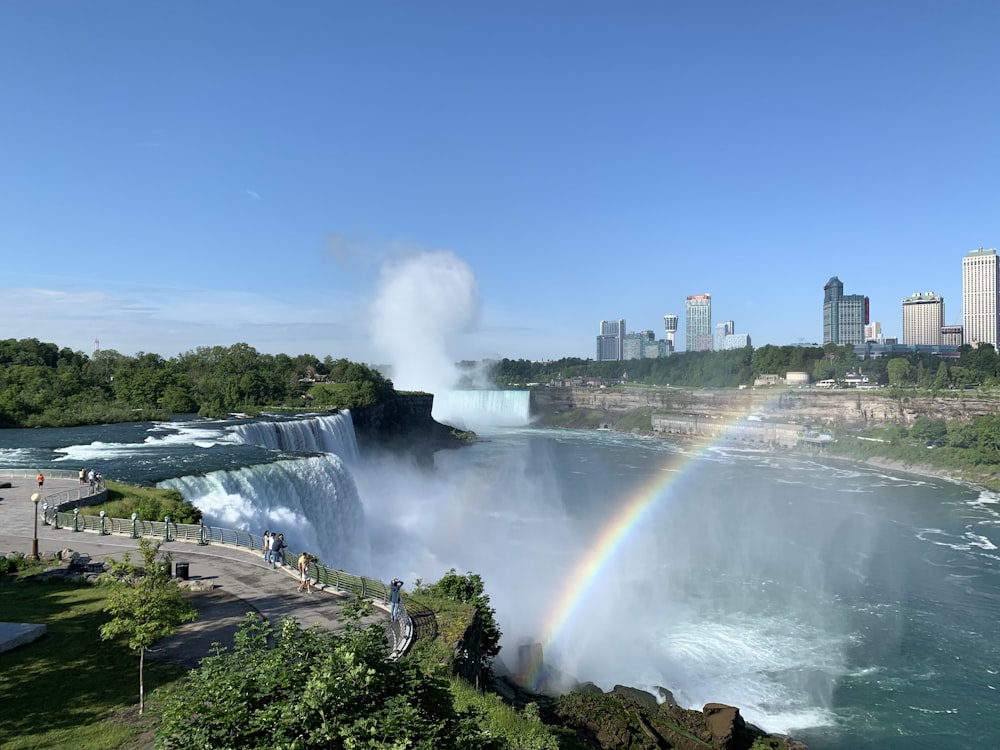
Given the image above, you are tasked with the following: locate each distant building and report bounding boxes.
[823,276,869,345]
[714,319,750,350]
[685,294,713,352]
[596,319,625,361]
[962,247,1000,349]
[623,330,672,360]
[865,321,884,344]
[902,292,944,345]
[941,325,964,346]
[663,315,678,349]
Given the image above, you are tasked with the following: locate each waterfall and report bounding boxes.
[159,454,369,573]
[432,390,532,430]
[230,412,360,463]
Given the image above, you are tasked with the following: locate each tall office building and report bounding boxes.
[685,294,713,352]
[714,320,734,351]
[962,247,1000,348]
[596,319,626,361]
[902,292,944,345]
[823,276,869,345]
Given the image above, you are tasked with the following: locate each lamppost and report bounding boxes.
[30,492,40,560]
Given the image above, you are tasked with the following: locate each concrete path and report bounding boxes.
[0,474,391,663]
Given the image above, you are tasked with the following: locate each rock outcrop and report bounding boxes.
[532,385,1000,431]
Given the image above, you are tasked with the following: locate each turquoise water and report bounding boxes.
[2,415,998,748]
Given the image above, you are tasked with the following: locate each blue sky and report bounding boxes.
[2,2,997,377]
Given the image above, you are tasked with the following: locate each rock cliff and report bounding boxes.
[532,386,1000,430]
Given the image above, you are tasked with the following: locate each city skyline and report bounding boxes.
[2,3,997,390]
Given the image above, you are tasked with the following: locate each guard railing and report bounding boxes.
[39,503,414,658]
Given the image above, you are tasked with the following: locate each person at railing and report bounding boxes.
[37,471,44,488]
[262,529,273,563]
[297,552,314,594]
[270,533,286,569]
[79,467,86,485]
[389,579,404,621]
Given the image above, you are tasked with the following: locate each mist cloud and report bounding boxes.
[370,250,480,394]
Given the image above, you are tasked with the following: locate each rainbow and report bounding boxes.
[519,411,780,691]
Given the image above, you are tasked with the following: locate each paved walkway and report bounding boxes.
[0,475,391,664]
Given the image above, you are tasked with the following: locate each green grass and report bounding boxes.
[84,481,201,524]
[0,578,187,750]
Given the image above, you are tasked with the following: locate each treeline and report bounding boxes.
[0,338,394,428]
[481,342,1000,391]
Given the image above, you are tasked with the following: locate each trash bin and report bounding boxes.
[175,562,190,580]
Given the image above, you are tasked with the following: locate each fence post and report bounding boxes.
[164,516,171,542]
[131,513,138,538]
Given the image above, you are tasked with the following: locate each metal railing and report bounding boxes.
[39,504,414,658]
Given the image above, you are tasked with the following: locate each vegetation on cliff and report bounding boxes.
[0,337,398,427]
[826,414,1000,491]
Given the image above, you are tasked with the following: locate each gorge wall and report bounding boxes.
[530,386,1000,430]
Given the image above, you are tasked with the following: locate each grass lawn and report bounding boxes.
[0,576,187,750]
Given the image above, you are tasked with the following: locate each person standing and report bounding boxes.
[389,579,403,621]
[36,472,44,488]
[79,468,86,485]
[270,533,285,569]
[297,552,313,593]
[262,530,273,563]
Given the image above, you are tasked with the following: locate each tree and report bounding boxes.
[886,358,913,387]
[99,538,197,714]
[421,570,503,684]
[157,607,495,750]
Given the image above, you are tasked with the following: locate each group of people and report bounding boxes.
[261,530,286,568]
[260,528,404,612]
[78,467,102,490]
[262,529,316,593]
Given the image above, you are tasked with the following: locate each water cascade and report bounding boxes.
[159,454,369,572]
[230,412,360,464]
[432,390,532,430]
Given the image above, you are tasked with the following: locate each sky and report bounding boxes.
[2,2,998,388]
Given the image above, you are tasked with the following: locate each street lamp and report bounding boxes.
[30,492,40,560]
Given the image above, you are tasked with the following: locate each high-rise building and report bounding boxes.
[714,320,734,351]
[596,319,626,361]
[962,247,1000,348]
[823,276,869,345]
[902,292,945,345]
[663,315,678,348]
[685,295,712,352]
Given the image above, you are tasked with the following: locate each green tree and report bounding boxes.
[422,569,503,684]
[99,538,197,714]
[157,608,494,750]
[932,361,950,391]
[886,358,913,387]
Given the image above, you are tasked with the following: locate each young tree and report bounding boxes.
[99,537,197,714]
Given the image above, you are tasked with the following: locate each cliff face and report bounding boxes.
[532,386,1000,430]
[350,394,468,464]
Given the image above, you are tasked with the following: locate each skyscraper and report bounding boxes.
[685,295,712,352]
[902,292,944,345]
[823,276,869,345]
[596,319,626,361]
[962,247,1000,349]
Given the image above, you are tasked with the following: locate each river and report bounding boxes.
[1,401,997,749]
